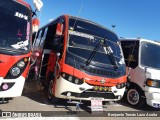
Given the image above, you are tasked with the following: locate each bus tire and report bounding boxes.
[127,86,146,107]
[47,79,59,103]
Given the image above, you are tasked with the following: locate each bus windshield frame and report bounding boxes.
[0,0,31,55]
[140,41,160,69]
[67,17,123,68]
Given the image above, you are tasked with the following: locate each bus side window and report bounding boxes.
[40,27,48,48]
[43,23,57,49]
[32,33,36,45]
[34,30,42,47]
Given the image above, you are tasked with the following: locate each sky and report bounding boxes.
[25,0,160,41]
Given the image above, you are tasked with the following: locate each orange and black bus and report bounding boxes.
[32,15,127,102]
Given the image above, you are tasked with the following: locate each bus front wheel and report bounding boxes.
[47,79,59,103]
[127,86,146,107]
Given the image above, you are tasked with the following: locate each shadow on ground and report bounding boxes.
[23,80,160,113]
[22,80,92,114]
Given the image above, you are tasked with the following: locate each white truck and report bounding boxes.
[120,38,160,108]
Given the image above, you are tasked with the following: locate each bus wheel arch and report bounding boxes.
[126,83,146,107]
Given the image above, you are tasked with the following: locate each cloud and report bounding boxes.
[49,19,54,22]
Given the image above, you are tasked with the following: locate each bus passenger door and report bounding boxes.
[46,18,65,82]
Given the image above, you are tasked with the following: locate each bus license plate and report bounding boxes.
[91,98,103,111]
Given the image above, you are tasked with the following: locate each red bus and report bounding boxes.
[32,15,127,103]
[0,0,36,102]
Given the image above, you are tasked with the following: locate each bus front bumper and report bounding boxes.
[0,76,25,98]
[54,77,125,101]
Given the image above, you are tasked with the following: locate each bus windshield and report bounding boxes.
[141,42,160,69]
[0,0,31,54]
[67,18,123,67]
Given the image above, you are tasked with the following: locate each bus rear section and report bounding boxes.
[0,0,32,100]
[32,15,127,102]
[120,38,160,108]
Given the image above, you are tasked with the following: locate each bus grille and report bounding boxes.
[80,65,121,77]
[61,91,118,99]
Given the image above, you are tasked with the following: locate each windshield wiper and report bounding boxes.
[103,43,118,69]
[86,42,101,66]
[85,40,119,69]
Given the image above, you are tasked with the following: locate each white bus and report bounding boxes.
[120,38,160,108]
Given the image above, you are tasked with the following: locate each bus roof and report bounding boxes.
[37,14,117,36]
[16,0,31,9]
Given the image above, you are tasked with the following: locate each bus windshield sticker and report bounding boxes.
[69,30,94,39]
[103,46,113,54]
[14,12,28,20]
[119,58,125,65]
[11,40,28,50]
[26,22,30,40]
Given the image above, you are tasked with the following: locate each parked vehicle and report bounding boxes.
[31,15,127,103]
[120,38,160,108]
[0,0,42,103]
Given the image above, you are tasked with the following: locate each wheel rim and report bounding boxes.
[127,89,140,105]
[48,80,54,99]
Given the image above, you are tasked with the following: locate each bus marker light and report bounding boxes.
[99,86,103,91]
[24,58,28,62]
[83,78,86,83]
[104,87,107,91]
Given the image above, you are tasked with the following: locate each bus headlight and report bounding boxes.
[116,82,126,89]
[68,76,73,82]
[17,61,25,68]
[146,79,160,88]
[4,57,29,79]
[61,72,83,85]
[10,67,21,76]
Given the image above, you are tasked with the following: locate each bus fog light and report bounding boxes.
[2,84,9,90]
[114,90,118,93]
[10,67,20,76]
[17,61,25,68]
[118,95,122,100]
[67,92,71,97]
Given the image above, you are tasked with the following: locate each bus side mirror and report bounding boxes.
[32,18,40,33]
[56,23,63,36]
